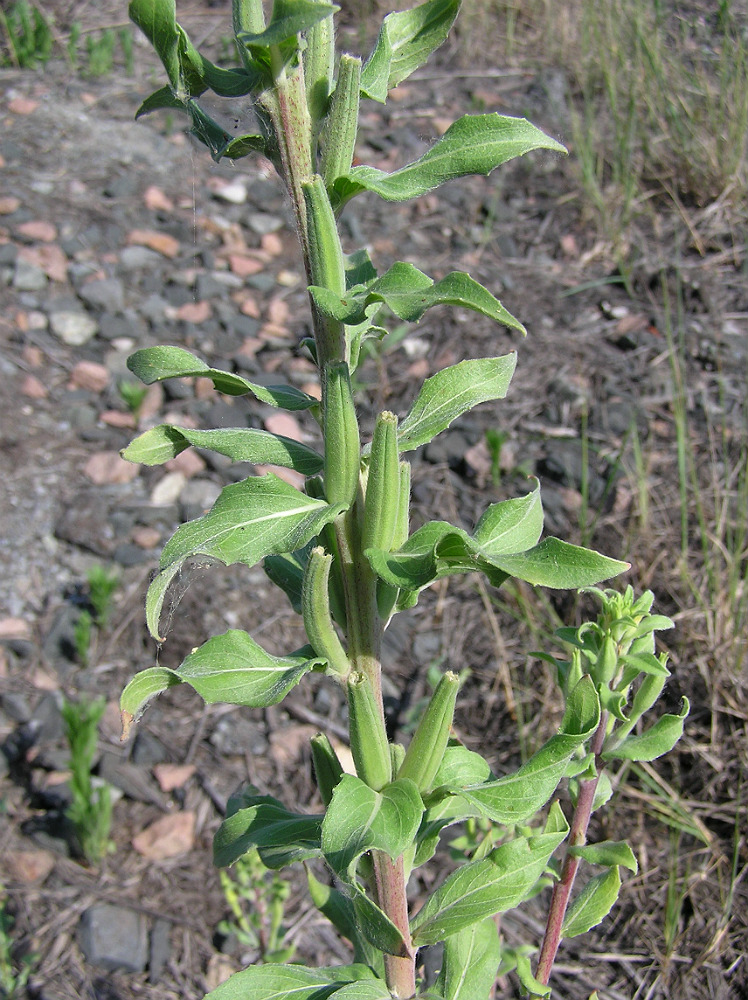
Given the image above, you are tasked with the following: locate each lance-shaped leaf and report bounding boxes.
[411,829,567,944]
[330,114,566,208]
[321,774,423,878]
[561,866,622,939]
[122,424,323,475]
[120,667,182,739]
[361,0,459,102]
[569,840,638,873]
[307,870,385,977]
[146,475,345,637]
[396,355,518,453]
[187,100,266,162]
[127,346,318,410]
[602,698,689,762]
[263,543,313,614]
[449,676,600,823]
[433,917,501,1000]
[310,263,524,333]
[238,0,338,54]
[203,962,381,1000]
[352,889,409,957]
[214,787,323,868]
[121,632,323,728]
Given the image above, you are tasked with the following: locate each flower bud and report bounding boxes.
[321,54,361,185]
[302,546,349,677]
[311,732,344,806]
[397,671,459,793]
[322,361,360,508]
[362,411,399,554]
[347,672,391,791]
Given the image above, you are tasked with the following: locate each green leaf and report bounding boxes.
[263,544,313,614]
[561,866,622,938]
[330,114,566,208]
[310,262,524,332]
[482,538,630,590]
[361,0,459,102]
[432,741,493,789]
[120,666,182,736]
[146,475,344,637]
[238,0,338,52]
[135,84,185,118]
[214,788,323,868]
[411,830,566,944]
[328,983,392,999]
[177,630,322,707]
[187,100,266,161]
[129,0,181,92]
[203,962,379,1000]
[433,917,501,1000]
[397,354,518,452]
[322,775,424,877]
[121,633,321,728]
[127,346,318,410]
[122,424,323,475]
[602,698,689,762]
[451,676,600,823]
[515,955,551,998]
[307,870,385,976]
[570,840,638,873]
[472,486,544,556]
[352,890,409,957]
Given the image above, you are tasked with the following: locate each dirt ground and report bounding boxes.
[0,4,746,999]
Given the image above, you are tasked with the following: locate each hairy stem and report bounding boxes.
[372,851,416,999]
[535,711,609,986]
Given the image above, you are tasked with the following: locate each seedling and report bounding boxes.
[0,887,37,999]
[62,696,114,865]
[217,849,296,964]
[119,378,149,416]
[118,2,686,996]
[0,0,52,69]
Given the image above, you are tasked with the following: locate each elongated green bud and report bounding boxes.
[397,671,459,792]
[617,671,668,739]
[596,635,618,684]
[302,546,349,677]
[311,732,345,805]
[377,459,412,622]
[322,361,360,508]
[347,672,391,791]
[304,11,335,128]
[321,54,361,185]
[232,0,265,36]
[303,174,346,362]
[362,411,400,553]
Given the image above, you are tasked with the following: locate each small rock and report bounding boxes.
[21,374,47,399]
[151,471,186,506]
[83,451,139,486]
[49,310,98,346]
[69,360,109,392]
[175,300,212,323]
[127,229,180,259]
[17,219,57,243]
[0,196,21,214]
[149,918,172,983]
[19,244,68,282]
[78,277,125,312]
[79,904,148,973]
[210,713,267,757]
[165,449,206,478]
[264,412,303,441]
[55,491,114,554]
[247,213,284,235]
[100,410,137,429]
[132,525,161,549]
[1,691,32,722]
[13,259,47,291]
[261,232,284,257]
[8,96,39,115]
[228,253,263,278]
[179,478,221,518]
[119,245,163,270]
[212,180,248,204]
[144,186,174,212]
[153,763,196,792]
[131,730,169,766]
[132,811,196,860]
[3,848,56,884]
[98,751,168,807]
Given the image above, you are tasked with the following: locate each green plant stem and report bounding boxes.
[535,710,609,986]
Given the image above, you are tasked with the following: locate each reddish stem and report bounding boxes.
[535,712,609,987]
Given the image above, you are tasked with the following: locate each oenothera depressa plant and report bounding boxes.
[119,1,688,996]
